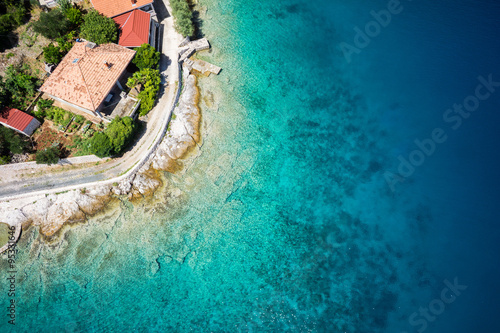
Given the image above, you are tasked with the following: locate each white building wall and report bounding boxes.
[46,94,100,118]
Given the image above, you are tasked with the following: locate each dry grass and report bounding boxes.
[0,6,51,78]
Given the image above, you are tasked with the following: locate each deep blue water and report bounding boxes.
[1,0,500,331]
[332,0,500,331]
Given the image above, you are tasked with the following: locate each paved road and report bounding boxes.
[0,2,183,202]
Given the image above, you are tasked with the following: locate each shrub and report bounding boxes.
[80,10,117,44]
[170,0,194,37]
[43,44,64,64]
[133,44,160,70]
[0,126,29,161]
[90,131,112,157]
[0,155,9,165]
[66,7,83,27]
[126,68,161,116]
[0,1,26,51]
[32,9,70,40]
[36,147,60,164]
[105,116,135,154]
[89,117,135,157]
[1,64,39,110]
[74,115,85,124]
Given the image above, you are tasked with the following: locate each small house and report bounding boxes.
[0,107,41,136]
[113,9,158,49]
[40,42,136,120]
[91,0,158,49]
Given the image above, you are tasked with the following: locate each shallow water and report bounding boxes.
[1,0,500,331]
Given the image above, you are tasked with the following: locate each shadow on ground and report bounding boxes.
[154,0,170,21]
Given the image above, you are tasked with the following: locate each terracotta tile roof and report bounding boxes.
[113,10,151,47]
[40,42,136,111]
[90,0,153,18]
[0,107,35,132]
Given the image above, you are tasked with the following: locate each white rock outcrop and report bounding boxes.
[152,74,200,170]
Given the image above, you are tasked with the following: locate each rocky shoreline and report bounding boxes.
[0,73,202,239]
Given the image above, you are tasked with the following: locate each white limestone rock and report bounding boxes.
[152,74,200,171]
[112,177,134,196]
[132,173,161,196]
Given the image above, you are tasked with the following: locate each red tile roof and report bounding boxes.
[0,107,35,132]
[40,42,136,111]
[90,0,153,18]
[113,10,151,47]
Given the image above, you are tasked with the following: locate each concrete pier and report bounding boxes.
[178,38,221,75]
[184,59,222,76]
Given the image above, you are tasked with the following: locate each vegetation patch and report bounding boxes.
[90,116,136,157]
[80,9,117,44]
[0,0,27,51]
[170,0,195,37]
[0,126,30,164]
[44,106,74,129]
[43,31,76,65]
[35,146,60,165]
[127,68,161,116]
[0,63,40,110]
[133,44,160,70]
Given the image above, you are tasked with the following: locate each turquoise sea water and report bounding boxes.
[2,0,500,331]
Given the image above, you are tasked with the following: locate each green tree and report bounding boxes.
[32,9,71,40]
[57,35,74,53]
[170,0,194,37]
[90,131,112,157]
[42,32,75,64]
[2,64,39,110]
[34,99,54,118]
[0,126,29,160]
[137,88,157,116]
[43,44,64,64]
[36,147,60,165]
[0,0,27,50]
[80,10,117,44]
[126,68,161,88]
[106,116,135,154]
[89,117,136,157]
[66,7,83,27]
[126,68,161,116]
[0,77,7,110]
[133,44,160,70]
[57,0,72,13]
